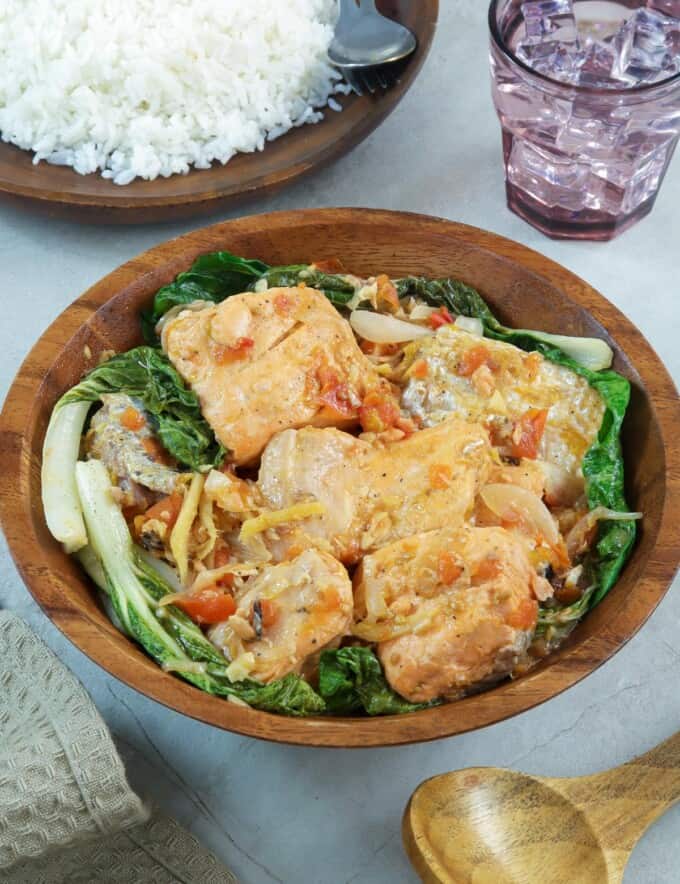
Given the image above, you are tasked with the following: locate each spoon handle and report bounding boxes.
[554,731,680,851]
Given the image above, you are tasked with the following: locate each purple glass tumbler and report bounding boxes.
[489,0,680,240]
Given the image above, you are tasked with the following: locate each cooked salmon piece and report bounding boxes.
[210,550,353,683]
[353,526,540,703]
[162,287,382,465]
[401,327,605,505]
[257,418,494,563]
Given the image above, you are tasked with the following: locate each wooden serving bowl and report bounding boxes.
[0,1,437,224]
[1,209,678,747]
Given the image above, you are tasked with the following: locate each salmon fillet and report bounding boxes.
[353,526,539,702]
[162,286,382,465]
[257,418,494,563]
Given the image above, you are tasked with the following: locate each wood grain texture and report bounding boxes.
[0,208,678,747]
[403,730,680,883]
[0,0,437,224]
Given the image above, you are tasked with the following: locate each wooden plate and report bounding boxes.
[0,1,437,224]
[1,208,678,747]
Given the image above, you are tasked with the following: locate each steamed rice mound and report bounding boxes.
[0,0,344,184]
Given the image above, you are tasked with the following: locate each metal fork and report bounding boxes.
[328,0,417,96]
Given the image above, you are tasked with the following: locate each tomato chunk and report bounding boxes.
[438,551,463,585]
[259,598,279,628]
[510,408,549,460]
[457,345,498,378]
[428,306,454,329]
[506,597,538,630]
[174,588,236,625]
[143,492,183,529]
[120,406,146,431]
[429,463,453,490]
[214,337,254,364]
[359,389,401,433]
[317,366,356,417]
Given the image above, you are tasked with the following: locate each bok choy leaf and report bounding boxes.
[59,346,225,470]
[318,646,435,715]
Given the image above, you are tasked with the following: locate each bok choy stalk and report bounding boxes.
[42,401,91,552]
[74,459,325,716]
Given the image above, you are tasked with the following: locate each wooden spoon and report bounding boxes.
[403,731,680,883]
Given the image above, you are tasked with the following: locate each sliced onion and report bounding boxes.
[409,304,437,321]
[454,316,484,337]
[481,483,560,545]
[349,310,433,344]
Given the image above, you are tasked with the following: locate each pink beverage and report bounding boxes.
[489,0,680,240]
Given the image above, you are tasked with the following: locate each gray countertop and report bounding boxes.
[1,4,679,882]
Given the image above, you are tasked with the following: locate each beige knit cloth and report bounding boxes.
[0,611,237,884]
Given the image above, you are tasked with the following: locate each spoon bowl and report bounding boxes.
[328,0,417,68]
[404,731,680,883]
[404,769,608,884]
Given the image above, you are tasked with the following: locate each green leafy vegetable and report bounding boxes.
[59,346,224,470]
[400,276,637,608]
[257,265,356,305]
[318,646,434,715]
[147,252,269,332]
[147,253,359,336]
[76,459,325,717]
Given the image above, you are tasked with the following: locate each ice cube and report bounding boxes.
[577,40,627,87]
[557,95,628,154]
[517,42,581,83]
[613,9,675,82]
[521,0,578,45]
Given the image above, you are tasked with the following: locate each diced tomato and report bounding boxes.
[375,274,400,313]
[509,408,549,460]
[429,463,453,490]
[506,597,538,630]
[312,258,345,273]
[142,437,172,465]
[142,492,183,529]
[174,588,236,625]
[317,366,356,417]
[428,306,454,329]
[274,292,293,315]
[258,598,279,628]
[213,546,231,569]
[411,359,429,379]
[457,345,498,378]
[472,557,502,583]
[120,406,146,431]
[213,337,255,364]
[438,551,463,585]
[359,389,401,433]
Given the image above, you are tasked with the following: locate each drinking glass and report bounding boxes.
[489,0,680,240]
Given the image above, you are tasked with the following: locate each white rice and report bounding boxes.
[0,0,343,185]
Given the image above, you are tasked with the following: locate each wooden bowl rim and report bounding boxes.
[1,207,678,748]
[0,1,437,222]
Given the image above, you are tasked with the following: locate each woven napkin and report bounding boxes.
[0,611,237,884]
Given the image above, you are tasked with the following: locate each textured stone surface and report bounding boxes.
[1,2,679,881]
